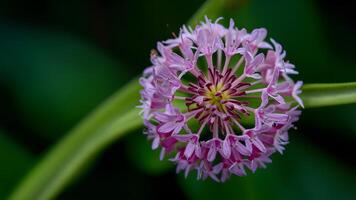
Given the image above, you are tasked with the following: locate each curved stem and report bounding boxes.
[9,76,356,199]
[9,79,142,200]
[302,82,356,108]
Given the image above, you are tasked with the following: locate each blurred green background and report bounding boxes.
[0,0,355,199]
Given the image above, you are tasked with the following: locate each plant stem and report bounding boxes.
[9,79,142,200]
[301,82,356,108]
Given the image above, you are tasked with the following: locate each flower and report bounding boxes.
[139,17,303,182]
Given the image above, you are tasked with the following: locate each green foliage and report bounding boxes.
[0,24,127,140]
[3,0,356,199]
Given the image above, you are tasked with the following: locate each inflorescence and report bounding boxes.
[139,17,303,182]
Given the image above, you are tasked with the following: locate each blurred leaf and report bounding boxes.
[178,137,356,200]
[9,0,356,199]
[302,82,356,108]
[0,130,36,199]
[0,22,128,140]
[125,133,173,175]
[9,79,142,200]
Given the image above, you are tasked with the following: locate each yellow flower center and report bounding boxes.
[205,82,231,112]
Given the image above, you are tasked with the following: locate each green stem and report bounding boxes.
[9,79,356,199]
[302,82,356,108]
[9,79,142,200]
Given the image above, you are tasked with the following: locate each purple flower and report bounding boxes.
[154,105,185,134]
[139,17,303,182]
[292,81,304,108]
[174,134,201,158]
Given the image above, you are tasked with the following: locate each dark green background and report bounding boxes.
[0,0,355,199]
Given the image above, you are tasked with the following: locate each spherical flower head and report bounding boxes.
[139,17,303,182]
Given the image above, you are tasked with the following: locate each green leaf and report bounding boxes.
[0,130,36,199]
[302,82,356,108]
[0,23,128,140]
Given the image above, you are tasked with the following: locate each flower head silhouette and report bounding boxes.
[139,17,302,182]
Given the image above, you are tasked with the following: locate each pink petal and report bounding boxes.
[152,137,160,150]
[222,139,231,158]
[252,138,266,153]
[207,147,217,162]
[184,142,195,158]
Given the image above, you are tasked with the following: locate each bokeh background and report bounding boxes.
[0,0,355,199]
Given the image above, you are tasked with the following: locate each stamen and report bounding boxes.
[197,119,208,135]
[183,124,193,134]
[224,122,232,135]
[245,88,264,94]
[179,85,195,94]
[250,80,262,85]
[189,67,202,77]
[232,118,246,132]
[232,74,246,87]
[206,54,213,69]
[233,95,260,98]
[184,108,204,119]
[217,49,222,69]
[222,55,231,74]
[232,56,244,73]
[174,96,187,100]
[244,106,256,112]
[212,120,219,138]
